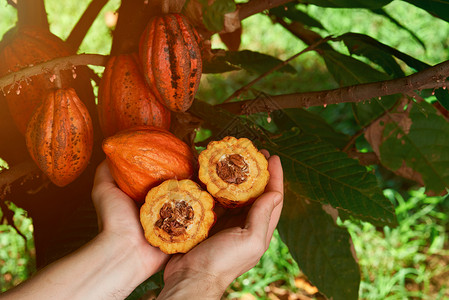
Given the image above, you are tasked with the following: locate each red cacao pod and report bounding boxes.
[139,13,202,112]
[102,126,195,202]
[25,88,94,187]
[98,53,171,137]
[0,27,75,134]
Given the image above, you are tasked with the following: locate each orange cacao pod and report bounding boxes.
[139,13,202,112]
[98,53,171,137]
[25,88,94,187]
[102,126,196,202]
[0,27,75,134]
[140,179,216,254]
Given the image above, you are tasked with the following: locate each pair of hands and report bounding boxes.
[92,151,284,298]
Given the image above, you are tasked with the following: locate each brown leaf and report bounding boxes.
[364,101,424,186]
[219,26,242,51]
[223,10,240,33]
[170,111,203,148]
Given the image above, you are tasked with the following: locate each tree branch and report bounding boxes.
[238,0,292,21]
[218,59,449,114]
[17,0,48,29]
[66,0,109,51]
[6,0,17,8]
[0,160,39,200]
[0,54,107,93]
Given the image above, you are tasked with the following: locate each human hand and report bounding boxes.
[158,152,284,299]
[91,160,169,278]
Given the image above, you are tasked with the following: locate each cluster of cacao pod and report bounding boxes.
[0,26,94,187]
[98,13,203,137]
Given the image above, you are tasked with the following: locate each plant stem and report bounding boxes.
[16,0,48,29]
[238,0,292,21]
[217,59,449,114]
[0,54,107,93]
[66,0,109,51]
[0,160,39,201]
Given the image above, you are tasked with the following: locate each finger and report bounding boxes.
[93,160,116,189]
[260,149,270,159]
[265,155,284,196]
[244,191,283,246]
[265,197,283,248]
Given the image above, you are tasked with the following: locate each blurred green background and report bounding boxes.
[1,0,449,298]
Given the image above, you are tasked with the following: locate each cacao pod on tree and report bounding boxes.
[139,13,202,112]
[98,53,171,137]
[0,26,75,134]
[25,88,94,187]
[102,126,196,202]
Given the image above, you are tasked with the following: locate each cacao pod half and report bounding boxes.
[140,179,216,254]
[198,136,269,208]
[0,26,75,134]
[25,88,94,187]
[102,126,196,202]
[139,13,202,112]
[98,53,171,137]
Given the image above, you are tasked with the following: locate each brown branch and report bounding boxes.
[0,54,108,93]
[222,35,333,103]
[17,0,48,29]
[66,0,109,51]
[218,59,449,114]
[6,0,17,8]
[238,0,292,21]
[0,161,40,200]
[347,150,380,166]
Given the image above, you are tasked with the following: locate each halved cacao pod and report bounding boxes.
[0,26,75,134]
[25,88,94,187]
[198,136,269,208]
[139,13,202,112]
[102,126,196,202]
[97,53,171,137]
[140,179,216,254]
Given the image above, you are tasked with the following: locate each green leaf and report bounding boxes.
[321,49,397,125]
[402,0,449,23]
[336,32,427,72]
[269,3,325,29]
[202,50,241,74]
[201,0,236,32]
[303,0,392,9]
[379,101,449,193]
[370,8,426,49]
[190,100,396,225]
[333,33,449,110]
[336,33,405,78]
[126,272,164,300]
[278,187,360,300]
[265,128,396,226]
[322,49,391,86]
[271,108,350,149]
[225,50,297,74]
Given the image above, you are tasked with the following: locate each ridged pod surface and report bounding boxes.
[98,53,171,137]
[139,13,202,112]
[0,26,74,134]
[198,136,270,208]
[140,179,216,254]
[25,88,94,187]
[102,126,195,202]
